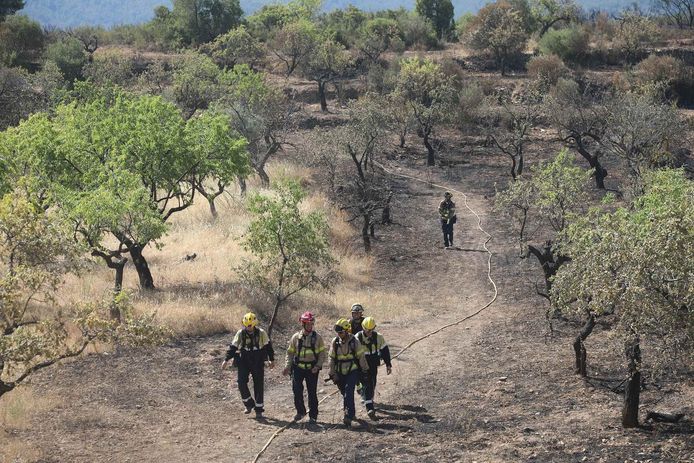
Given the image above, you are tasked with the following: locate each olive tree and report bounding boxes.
[483,91,541,180]
[239,181,337,336]
[172,52,222,119]
[300,37,353,112]
[1,92,249,289]
[415,0,455,39]
[552,169,693,427]
[218,64,296,190]
[0,187,170,398]
[601,91,682,193]
[531,0,580,37]
[545,78,609,189]
[394,57,456,166]
[270,19,318,76]
[204,25,264,70]
[468,0,528,75]
[0,0,23,22]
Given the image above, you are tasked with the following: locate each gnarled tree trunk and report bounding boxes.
[573,311,595,376]
[129,244,154,290]
[622,336,641,428]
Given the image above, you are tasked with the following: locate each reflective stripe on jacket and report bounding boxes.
[328,334,369,376]
[284,331,326,370]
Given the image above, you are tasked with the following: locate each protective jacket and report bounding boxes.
[225,328,274,364]
[328,334,369,376]
[438,199,457,223]
[355,330,392,370]
[284,331,327,371]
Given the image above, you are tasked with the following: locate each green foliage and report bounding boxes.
[319,5,368,47]
[397,11,438,49]
[537,26,589,63]
[468,0,528,75]
[270,19,319,76]
[615,12,658,63]
[0,63,65,130]
[172,52,222,118]
[357,18,402,62]
[415,0,454,39]
[552,169,693,369]
[1,90,249,287]
[240,180,336,333]
[395,57,457,164]
[205,26,264,69]
[172,0,243,44]
[635,54,683,86]
[45,36,88,82]
[602,91,682,187]
[82,53,136,87]
[0,14,44,68]
[0,0,23,22]
[301,37,352,111]
[0,187,170,398]
[495,149,591,252]
[456,12,475,36]
[530,0,580,36]
[217,64,291,184]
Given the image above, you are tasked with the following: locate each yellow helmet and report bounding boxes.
[242,312,258,328]
[334,318,351,333]
[361,317,376,331]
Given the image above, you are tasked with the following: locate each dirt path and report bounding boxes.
[6,158,692,463]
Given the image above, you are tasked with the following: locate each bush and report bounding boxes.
[526,54,570,87]
[83,53,136,86]
[635,54,683,85]
[397,12,438,49]
[0,15,45,69]
[456,12,476,36]
[45,37,88,81]
[538,26,589,64]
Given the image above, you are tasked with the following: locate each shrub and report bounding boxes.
[0,15,45,69]
[45,37,88,81]
[526,54,570,87]
[83,53,136,86]
[538,26,589,63]
[635,54,683,85]
[398,12,438,49]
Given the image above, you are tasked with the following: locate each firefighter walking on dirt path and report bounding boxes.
[328,318,370,427]
[439,191,457,248]
[355,317,392,419]
[283,311,326,424]
[221,312,274,419]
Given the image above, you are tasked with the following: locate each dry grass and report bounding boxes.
[0,386,59,430]
[52,159,411,338]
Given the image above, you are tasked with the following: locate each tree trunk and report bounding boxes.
[573,312,595,376]
[0,380,13,398]
[622,336,641,428]
[130,244,155,290]
[516,153,524,177]
[574,139,607,189]
[362,213,371,253]
[238,177,247,196]
[255,164,270,187]
[399,132,406,148]
[207,197,218,219]
[510,155,518,180]
[110,258,126,322]
[318,81,328,112]
[267,296,282,338]
[423,131,435,166]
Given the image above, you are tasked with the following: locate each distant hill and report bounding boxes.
[21,0,650,28]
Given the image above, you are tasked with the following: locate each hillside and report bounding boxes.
[21,0,651,27]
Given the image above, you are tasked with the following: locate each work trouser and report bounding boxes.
[441,219,454,247]
[361,358,379,411]
[237,359,264,412]
[292,365,319,419]
[336,369,361,419]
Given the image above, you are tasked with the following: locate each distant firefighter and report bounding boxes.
[438,191,457,248]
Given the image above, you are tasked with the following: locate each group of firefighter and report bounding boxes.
[221,192,457,427]
[221,303,392,427]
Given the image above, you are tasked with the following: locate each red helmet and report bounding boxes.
[299,311,315,323]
